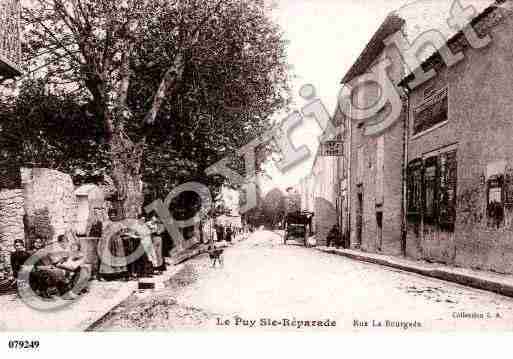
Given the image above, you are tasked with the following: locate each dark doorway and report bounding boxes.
[356,192,363,247]
[376,211,383,251]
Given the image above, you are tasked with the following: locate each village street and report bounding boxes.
[93,230,513,331]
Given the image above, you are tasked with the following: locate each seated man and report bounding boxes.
[50,234,91,299]
[31,235,91,300]
[30,237,66,298]
[10,240,31,281]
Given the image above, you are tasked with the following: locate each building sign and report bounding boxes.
[0,0,22,77]
[320,141,344,156]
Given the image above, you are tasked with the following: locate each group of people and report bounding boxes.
[2,210,255,298]
[215,225,233,243]
[9,233,91,300]
[91,210,168,282]
[214,225,247,243]
[0,209,172,299]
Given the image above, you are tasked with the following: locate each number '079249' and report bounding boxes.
[8,340,40,350]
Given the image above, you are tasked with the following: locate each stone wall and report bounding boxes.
[74,184,106,236]
[314,197,337,246]
[311,156,339,246]
[348,38,405,255]
[0,168,109,277]
[21,168,77,246]
[0,190,24,276]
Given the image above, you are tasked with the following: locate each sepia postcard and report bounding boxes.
[2,0,513,351]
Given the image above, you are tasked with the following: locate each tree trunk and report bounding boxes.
[110,126,144,220]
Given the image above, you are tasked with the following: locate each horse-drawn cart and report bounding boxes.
[283,211,314,247]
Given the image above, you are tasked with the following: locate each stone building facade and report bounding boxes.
[299,173,315,215]
[402,3,513,273]
[311,155,338,246]
[301,108,347,246]
[302,1,512,274]
[342,14,407,256]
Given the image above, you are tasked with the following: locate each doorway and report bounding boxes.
[356,192,363,247]
[376,211,383,252]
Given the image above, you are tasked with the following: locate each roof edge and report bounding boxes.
[341,13,405,84]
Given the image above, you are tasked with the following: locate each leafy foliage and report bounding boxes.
[0,79,109,186]
[14,0,291,208]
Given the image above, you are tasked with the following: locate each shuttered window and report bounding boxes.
[407,148,457,232]
[424,157,438,225]
[407,159,423,220]
[414,88,448,135]
[438,150,457,230]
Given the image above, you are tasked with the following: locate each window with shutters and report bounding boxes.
[407,148,457,232]
[424,156,438,225]
[407,159,423,220]
[438,150,457,231]
[413,87,448,135]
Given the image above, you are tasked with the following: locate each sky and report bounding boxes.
[274,0,410,113]
[260,0,410,194]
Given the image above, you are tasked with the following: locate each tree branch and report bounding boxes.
[143,51,185,125]
[24,7,84,66]
[142,0,228,126]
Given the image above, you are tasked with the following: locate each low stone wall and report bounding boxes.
[0,190,25,276]
[0,168,109,278]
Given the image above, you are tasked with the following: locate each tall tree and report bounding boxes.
[22,0,290,219]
